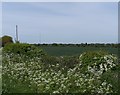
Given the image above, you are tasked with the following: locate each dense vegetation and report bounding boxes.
[0,35,13,47]
[34,43,119,48]
[0,48,1,94]
[33,43,119,56]
[1,43,119,94]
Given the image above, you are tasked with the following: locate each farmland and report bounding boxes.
[39,46,118,56]
[1,43,119,94]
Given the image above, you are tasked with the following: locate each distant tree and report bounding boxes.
[52,43,58,46]
[0,35,13,47]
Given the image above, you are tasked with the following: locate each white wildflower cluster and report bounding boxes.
[87,54,117,76]
[2,52,118,93]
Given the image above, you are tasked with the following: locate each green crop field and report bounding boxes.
[39,46,118,56]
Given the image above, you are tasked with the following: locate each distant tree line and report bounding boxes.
[0,35,119,48]
[33,43,119,48]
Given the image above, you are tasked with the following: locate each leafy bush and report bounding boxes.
[3,43,45,57]
[79,51,117,72]
[0,35,13,47]
[79,51,118,93]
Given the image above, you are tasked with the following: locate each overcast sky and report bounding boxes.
[2,2,118,44]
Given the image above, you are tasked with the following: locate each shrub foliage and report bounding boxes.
[3,43,45,57]
[2,46,118,93]
[0,35,13,47]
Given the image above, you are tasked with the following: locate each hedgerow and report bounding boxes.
[2,47,118,93]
